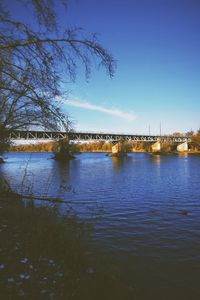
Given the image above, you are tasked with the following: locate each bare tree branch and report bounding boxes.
[0,0,116,151]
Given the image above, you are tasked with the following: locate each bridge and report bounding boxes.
[9,130,189,143]
[9,130,190,154]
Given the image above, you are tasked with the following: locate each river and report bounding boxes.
[1,152,200,299]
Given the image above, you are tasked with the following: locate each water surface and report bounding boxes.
[1,152,200,299]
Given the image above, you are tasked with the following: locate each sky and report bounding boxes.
[9,0,200,134]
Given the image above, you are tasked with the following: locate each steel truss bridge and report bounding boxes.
[8,130,189,143]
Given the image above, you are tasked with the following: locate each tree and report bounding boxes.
[0,0,115,150]
[172,132,183,137]
[190,129,200,150]
[186,130,194,137]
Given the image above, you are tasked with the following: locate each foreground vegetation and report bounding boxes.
[0,191,136,300]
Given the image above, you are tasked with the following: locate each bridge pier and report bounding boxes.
[108,140,126,157]
[177,142,188,152]
[112,142,122,154]
[151,141,161,152]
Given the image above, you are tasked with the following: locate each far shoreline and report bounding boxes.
[4,150,200,155]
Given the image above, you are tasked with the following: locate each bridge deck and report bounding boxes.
[8,130,189,143]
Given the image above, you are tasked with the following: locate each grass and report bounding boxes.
[0,191,137,300]
[0,192,89,299]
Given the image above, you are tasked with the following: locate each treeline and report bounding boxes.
[10,142,54,152]
[188,129,200,150]
[9,141,149,153]
[75,141,147,152]
[10,141,146,152]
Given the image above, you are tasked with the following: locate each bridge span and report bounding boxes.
[9,130,189,143]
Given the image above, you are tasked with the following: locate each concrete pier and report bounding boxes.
[112,142,123,154]
[107,141,126,157]
[151,141,161,152]
[177,142,188,152]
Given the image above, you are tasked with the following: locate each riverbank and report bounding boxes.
[0,191,136,300]
[6,149,200,155]
[148,150,200,155]
[0,191,87,299]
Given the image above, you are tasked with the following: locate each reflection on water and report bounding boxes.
[111,156,124,170]
[178,152,189,157]
[149,153,161,164]
[111,156,132,171]
[1,152,200,299]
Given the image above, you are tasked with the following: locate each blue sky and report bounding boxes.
[10,0,200,134]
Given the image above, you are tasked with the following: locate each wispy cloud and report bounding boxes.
[63,99,136,122]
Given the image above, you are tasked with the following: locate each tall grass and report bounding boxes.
[0,192,137,299]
